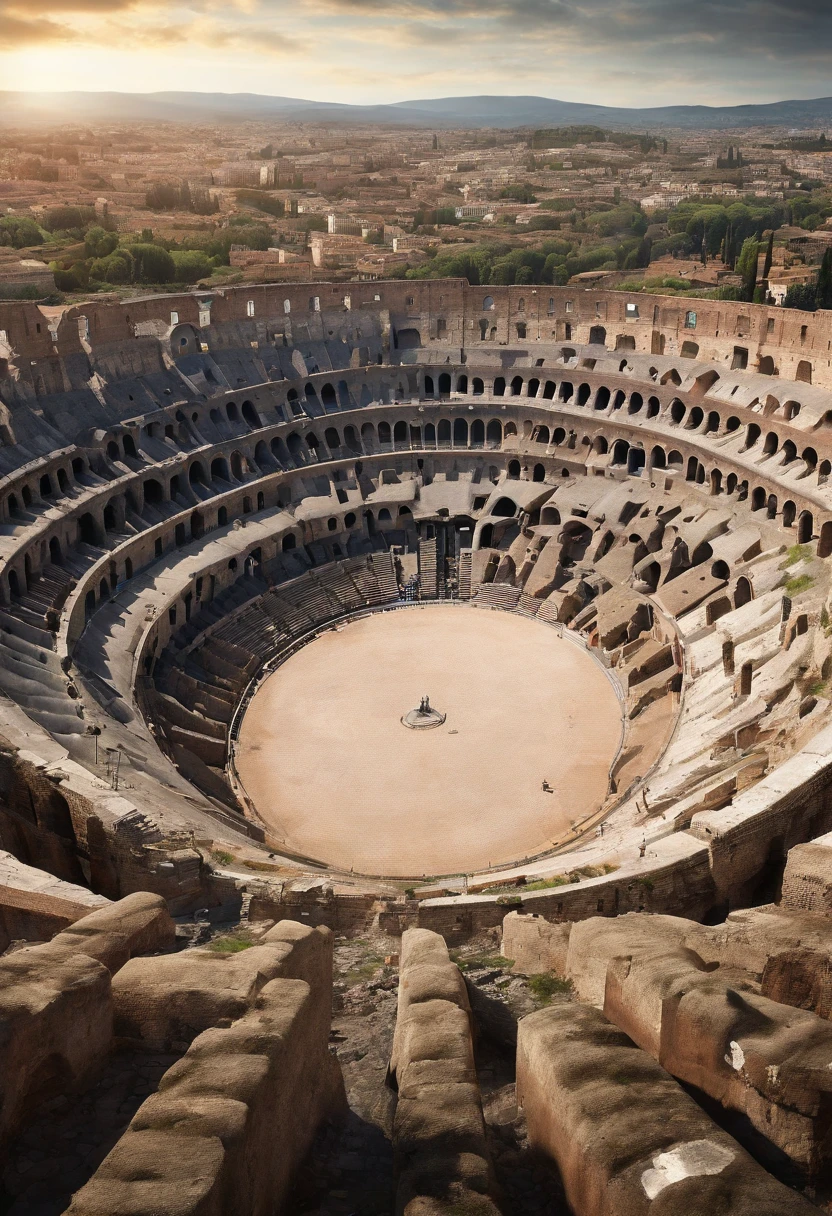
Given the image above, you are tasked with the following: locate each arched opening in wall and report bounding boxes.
[191,510,205,540]
[83,588,94,619]
[751,487,766,511]
[552,428,566,446]
[511,376,524,396]
[242,401,260,429]
[802,447,818,473]
[305,384,320,411]
[528,378,540,399]
[628,392,643,415]
[174,523,186,545]
[49,536,62,566]
[668,450,683,471]
[437,420,451,446]
[493,377,506,397]
[650,447,666,470]
[257,491,265,511]
[123,434,137,459]
[479,319,488,341]
[103,502,117,533]
[612,389,626,411]
[740,662,752,696]
[211,457,229,482]
[681,340,700,359]
[396,328,422,350]
[646,397,660,419]
[641,561,661,592]
[533,463,545,482]
[424,375,435,397]
[39,473,53,498]
[473,377,484,395]
[344,511,356,528]
[57,468,70,494]
[592,435,608,456]
[536,380,554,401]
[143,479,163,507]
[23,554,31,592]
[507,461,521,480]
[732,347,749,370]
[493,497,517,518]
[483,295,495,311]
[344,425,360,453]
[576,383,590,407]
[378,508,392,523]
[820,521,832,559]
[393,421,408,447]
[589,326,606,345]
[106,440,120,462]
[724,416,740,435]
[734,576,753,608]
[327,517,338,532]
[282,533,297,551]
[399,505,412,519]
[707,596,732,625]
[712,560,729,581]
[737,479,748,499]
[209,408,221,427]
[796,361,813,384]
[227,403,239,423]
[516,322,527,339]
[361,422,376,449]
[594,386,610,411]
[767,494,778,520]
[686,456,699,482]
[710,469,722,495]
[486,420,502,447]
[532,425,550,445]
[78,513,97,545]
[378,421,392,446]
[254,440,271,471]
[726,473,737,495]
[325,427,341,452]
[457,375,469,393]
[743,423,761,450]
[338,381,352,409]
[454,418,469,446]
[670,399,685,425]
[286,389,300,416]
[99,577,110,602]
[782,439,797,464]
[423,423,436,447]
[758,355,775,376]
[504,421,517,438]
[231,450,246,479]
[798,511,814,544]
[762,431,778,458]
[685,406,704,431]
[21,486,32,509]
[321,383,337,410]
[627,448,645,476]
[218,506,228,526]
[660,369,681,387]
[471,419,485,447]
[480,523,494,548]
[189,461,206,487]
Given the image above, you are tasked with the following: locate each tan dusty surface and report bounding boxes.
[235,605,623,876]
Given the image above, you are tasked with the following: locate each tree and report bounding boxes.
[43,206,95,234]
[84,226,118,259]
[817,247,832,310]
[0,215,43,248]
[736,237,759,302]
[90,249,134,284]
[171,250,213,283]
[762,230,774,281]
[126,243,176,284]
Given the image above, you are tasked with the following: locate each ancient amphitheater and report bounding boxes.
[3,280,832,1212]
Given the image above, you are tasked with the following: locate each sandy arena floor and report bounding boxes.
[235,605,623,876]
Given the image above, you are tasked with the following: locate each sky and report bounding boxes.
[2,0,832,107]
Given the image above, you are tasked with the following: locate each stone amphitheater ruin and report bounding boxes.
[4,280,832,1212]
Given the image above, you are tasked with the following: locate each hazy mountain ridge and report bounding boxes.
[4,90,832,129]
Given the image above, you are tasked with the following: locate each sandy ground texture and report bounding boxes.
[235,605,623,876]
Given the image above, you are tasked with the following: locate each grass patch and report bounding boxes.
[210,849,234,865]
[780,544,812,570]
[808,680,827,696]
[456,955,514,972]
[528,973,573,1004]
[524,875,570,892]
[207,933,254,954]
[784,574,814,596]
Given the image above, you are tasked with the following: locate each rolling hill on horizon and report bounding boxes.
[4,89,832,129]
